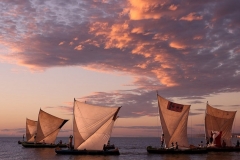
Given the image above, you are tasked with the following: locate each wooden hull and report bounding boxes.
[207,146,240,152]
[55,148,120,155]
[22,142,67,148]
[147,146,208,154]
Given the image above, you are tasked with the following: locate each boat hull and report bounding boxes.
[207,146,240,152]
[22,142,67,148]
[147,146,208,154]
[55,148,120,155]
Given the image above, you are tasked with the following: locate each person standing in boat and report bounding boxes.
[34,133,37,144]
[175,142,178,149]
[69,135,73,149]
[59,140,62,145]
[200,141,204,147]
[209,131,213,145]
[103,144,107,151]
[236,140,240,147]
[22,134,25,142]
[222,140,226,148]
[160,133,165,148]
[206,137,210,146]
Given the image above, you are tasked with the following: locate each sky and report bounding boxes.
[0,0,240,138]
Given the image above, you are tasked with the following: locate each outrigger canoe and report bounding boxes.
[55,148,120,155]
[207,146,240,152]
[22,142,67,148]
[147,146,208,154]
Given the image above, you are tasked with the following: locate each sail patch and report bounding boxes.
[167,102,183,112]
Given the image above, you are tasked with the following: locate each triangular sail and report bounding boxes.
[35,109,68,144]
[205,103,236,146]
[73,100,120,150]
[26,118,37,142]
[157,95,190,148]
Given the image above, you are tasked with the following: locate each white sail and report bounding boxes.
[73,99,120,150]
[35,109,68,144]
[26,118,37,142]
[158,95,190,148]
[205,103,236,146]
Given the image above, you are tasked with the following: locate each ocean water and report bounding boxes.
[0,137,240,160]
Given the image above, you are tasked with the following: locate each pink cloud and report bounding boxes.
[180,12,203,21]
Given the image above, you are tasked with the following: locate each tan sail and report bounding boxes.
[157,95,190,148]
[205,103,236,146]
[73,99,120,150]
[35,109,68,144]
[26,118,37,142]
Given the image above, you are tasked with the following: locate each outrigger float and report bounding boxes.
[206,146,240,152]
[19,141,68,148]
[147,146,208,154]
[21,142,67,148]
[55,148,120,155]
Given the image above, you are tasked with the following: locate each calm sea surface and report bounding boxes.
[0,137,240,160]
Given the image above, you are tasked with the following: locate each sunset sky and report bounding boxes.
[0,0,240,138]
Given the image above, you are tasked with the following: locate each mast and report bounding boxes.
[156,91,162,145]
[73,98,75,135]
[204,101,207,144]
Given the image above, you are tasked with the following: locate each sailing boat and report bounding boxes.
[147,94,207,154]
[55,98,121,155]
[26,118,38,142]
[22,109,68,148]
[18,118,37,144]
[205,103,239,151]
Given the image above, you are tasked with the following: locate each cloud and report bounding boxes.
[115,125,160,130]
[0,0,240,118]
[180,12,203,21]
[1,128,25,134]
[195,109,206,112]
[44,104,73,115]
[169,4,178,11]
[188,100,204,104]
[189,112,203,116]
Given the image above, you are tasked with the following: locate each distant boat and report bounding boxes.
[18,118,37,144]
[147,94,207,154]
[205,103,240,152]
[22,109,68,148]
[55,98,121,155]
